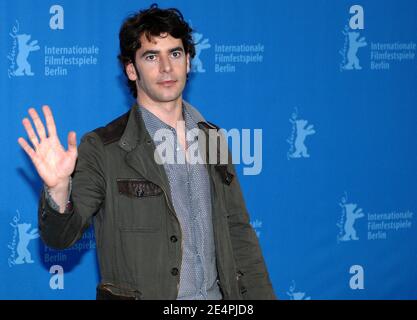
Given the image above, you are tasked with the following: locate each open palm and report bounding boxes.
[18,105,77,189]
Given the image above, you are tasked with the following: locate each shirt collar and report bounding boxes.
[137,102,198,137]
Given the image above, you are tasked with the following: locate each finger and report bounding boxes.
[42,105,57,137]
[17,137,38,163]
[28,108,47,140]
[22,118,40,148]
[67,131,77,154]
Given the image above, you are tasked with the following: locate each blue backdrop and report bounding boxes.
[1,0,416,299]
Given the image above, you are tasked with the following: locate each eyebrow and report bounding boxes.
[141,46,184,58]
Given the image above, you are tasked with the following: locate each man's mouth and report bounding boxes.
[158,80,177,87]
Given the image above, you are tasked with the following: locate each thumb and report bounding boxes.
[67,131,77,154]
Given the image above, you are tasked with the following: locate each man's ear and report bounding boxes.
[125,62,138,81]
[186,53,190,74]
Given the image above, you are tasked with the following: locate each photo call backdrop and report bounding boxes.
[1,0,416,299]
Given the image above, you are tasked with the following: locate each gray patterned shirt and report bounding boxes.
[138,104,222,300]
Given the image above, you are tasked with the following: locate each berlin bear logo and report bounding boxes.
[14,33,40,76]
[191,32,211,73]
[337,194,365,242]
[343,31,367,70]
[289,119,316,158]
[15,223,39,264]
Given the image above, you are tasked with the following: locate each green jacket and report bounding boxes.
[38,102,276,300]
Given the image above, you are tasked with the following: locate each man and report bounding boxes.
[18,4,276,300]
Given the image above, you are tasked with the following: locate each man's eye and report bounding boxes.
[145,55,157,61]
[171,51,182,58]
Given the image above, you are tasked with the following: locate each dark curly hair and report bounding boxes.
[118,4,195,98]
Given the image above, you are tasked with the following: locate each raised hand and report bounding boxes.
[18,105,78,190]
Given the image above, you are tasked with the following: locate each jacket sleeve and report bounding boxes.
[223,158,277,300]
[44,176,72,212]
[38,132,106,249]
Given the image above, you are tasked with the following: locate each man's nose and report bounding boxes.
[159,55,172,73]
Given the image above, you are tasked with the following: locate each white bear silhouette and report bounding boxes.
[191,32,211,73]
[289,119,315,158]
[344,32,367,70]
[340,203,364,241]
[15,223,39,264]
[14,34,40,76]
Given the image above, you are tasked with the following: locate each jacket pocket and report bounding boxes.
[96,282,142,300]
[117,178,162,198]
[116,178,165,231]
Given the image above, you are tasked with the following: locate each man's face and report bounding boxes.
[126,33,190,104]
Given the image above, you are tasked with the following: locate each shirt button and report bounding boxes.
[170,235,178,243]
[171,267,179,276]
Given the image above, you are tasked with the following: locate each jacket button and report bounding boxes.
[171,268,179,276]
[170,235,177,243]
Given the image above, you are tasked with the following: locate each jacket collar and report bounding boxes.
[118,100,211,152]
